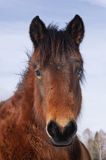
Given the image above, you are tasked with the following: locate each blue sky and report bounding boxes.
[0,0,106,133]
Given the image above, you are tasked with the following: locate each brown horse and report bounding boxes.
[0,15,91,160]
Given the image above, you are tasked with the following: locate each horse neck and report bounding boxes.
[14,68,35,122]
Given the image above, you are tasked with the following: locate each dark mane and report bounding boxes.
[36,24,78,66]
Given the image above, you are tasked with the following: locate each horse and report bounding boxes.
[0,15,91,160]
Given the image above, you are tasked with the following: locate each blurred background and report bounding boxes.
[0,0,106,158]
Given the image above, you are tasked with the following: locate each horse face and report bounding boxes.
[30,15,84,147]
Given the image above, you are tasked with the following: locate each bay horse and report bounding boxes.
[0,15,91,160]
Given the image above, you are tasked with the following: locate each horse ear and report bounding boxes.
[29,16,47,46]
[66,15,84,45]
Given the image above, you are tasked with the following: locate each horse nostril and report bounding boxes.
[47,121,60,139]
[63,121,77,139]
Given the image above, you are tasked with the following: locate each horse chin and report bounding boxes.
[50,138,74,148]
[52,142,72,148]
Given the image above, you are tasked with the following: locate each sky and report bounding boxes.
[0,0,106,134]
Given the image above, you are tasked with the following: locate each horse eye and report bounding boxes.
[35,70,42,79]
[76,68,83,79]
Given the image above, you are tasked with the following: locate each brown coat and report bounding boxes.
[0,98,90,160]
[0,14,91,160]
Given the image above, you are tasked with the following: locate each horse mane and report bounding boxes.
[35,24,78,66]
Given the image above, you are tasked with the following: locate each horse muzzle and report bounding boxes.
[46,120,77,147]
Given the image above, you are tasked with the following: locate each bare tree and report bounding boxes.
[82,129,106,160]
